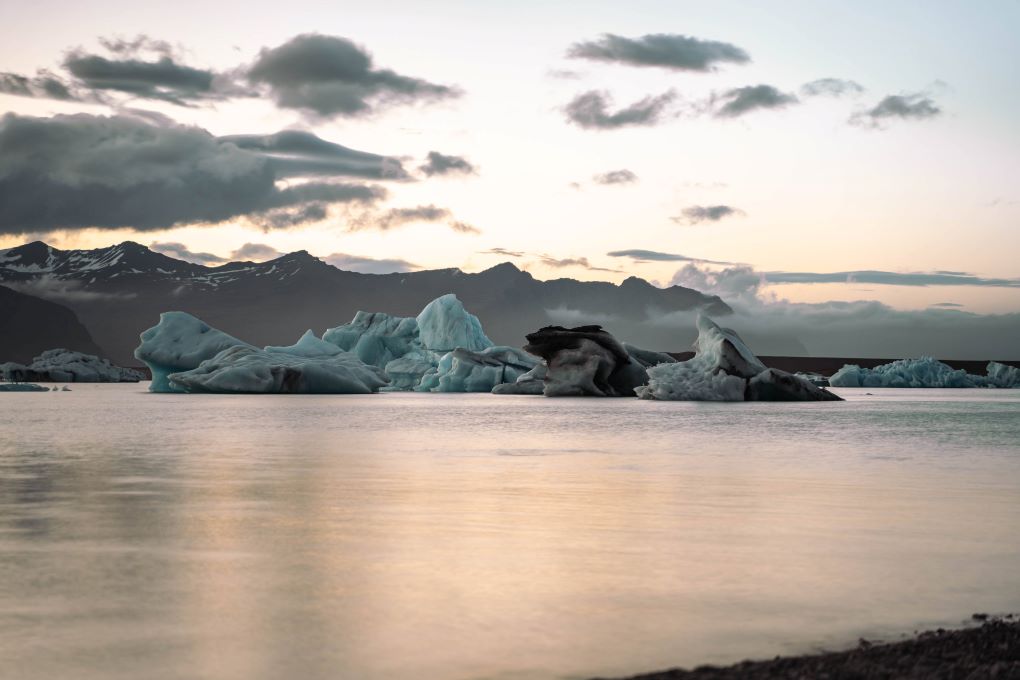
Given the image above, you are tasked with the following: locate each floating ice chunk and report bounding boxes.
[829,357,979,388]
[135,312,252,392]
[986,361,1020,388]
[415,294,493,352]
[167,345,389,394]
[637,314,841,402]
[417,346,538,393]
[623,344,677,369]
[0,383,50,392]
[265,330,343,358]
[492,363,547,395]
[0,349,143,383]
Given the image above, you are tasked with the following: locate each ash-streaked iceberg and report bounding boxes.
[135,311,252,391]
[637,315,842,402]
[166,345,389,394]
[830,357,1020,388]
[521,325,657,397]
[0,349,144,383]
[417,346,538,393]
[491,363,547,395]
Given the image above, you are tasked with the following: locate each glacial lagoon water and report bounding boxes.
[2,385,1020,680]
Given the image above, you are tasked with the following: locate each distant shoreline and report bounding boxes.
[594,615,1019,679]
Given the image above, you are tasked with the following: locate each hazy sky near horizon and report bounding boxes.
[1,0,1018,314]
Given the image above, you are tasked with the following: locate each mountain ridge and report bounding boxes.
[0,240,732,365]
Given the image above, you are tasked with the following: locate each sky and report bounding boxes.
[1,0,1019,329]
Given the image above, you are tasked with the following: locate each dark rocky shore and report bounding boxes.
[595,615,1020,680]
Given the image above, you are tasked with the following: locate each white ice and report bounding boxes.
[135,311,252,392]
[637,314,840,401]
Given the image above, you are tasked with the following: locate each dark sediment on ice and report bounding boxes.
[593,615,1020,680]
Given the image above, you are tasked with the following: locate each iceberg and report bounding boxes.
[0,349,144,383]
[0,382,51,392]
[637,315,842,402]
[265,329,344,358]
[323,312,422,367]
[166,345,389,394]
[135,312,252,392]
[829,357,1020,388]
[521,325,654,397]
[415,294,493,352]
[417,346,538,393]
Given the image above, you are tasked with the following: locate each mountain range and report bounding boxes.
[0,241,731,366]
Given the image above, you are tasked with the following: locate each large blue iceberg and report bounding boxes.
[637,315,841,402]
[135,312,253,391]
[830,357,1020,388]
[135,294,531,394]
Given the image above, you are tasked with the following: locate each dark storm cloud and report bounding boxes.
[800,78,864,97]
[851,92,942,127]
[712,84,798,117]
[247,34,460,118]
[324,252,420,273]
[606,249,736,265]
[593,169,638,185]
[150,241,226,264]
[0,113,385,233]
[220,130,410,180]
[418,151,476,177]
[673,205,745,224]
[0,71,79,101]
[565,90,676,129]
[349,204,479,234]
[567,33,750,71]
[63,52,218,105]
[249,203,330,230]
[763,270,1020,288]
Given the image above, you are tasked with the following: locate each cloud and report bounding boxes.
[565,89,676,129]
[249,203,329,230]
[851,92,942,127]
[606,249,736,265]
[480,247,526,258]
[3,276,137,303]
[567,33,749,72]
[349,204,479,234]
[0,113,385,233]
[537,254,621,273]
[800,78,864,97]
[323,252,420,274]
[247,33,459,118]
[712,84,798,117]
[593,169,638,185]
[63,52,219,105]
[0,71,78,101]
[229,242,282,261]
[673,205,745,225]
[661,262,1020,358]
[221,130,410,180]
[931,302,963,308]
[763,270,1020,288]
[418,151,476,177]
[150,241,225,264]
[547,69,583,80]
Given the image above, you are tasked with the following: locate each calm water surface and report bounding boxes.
[1,386,1019,679]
